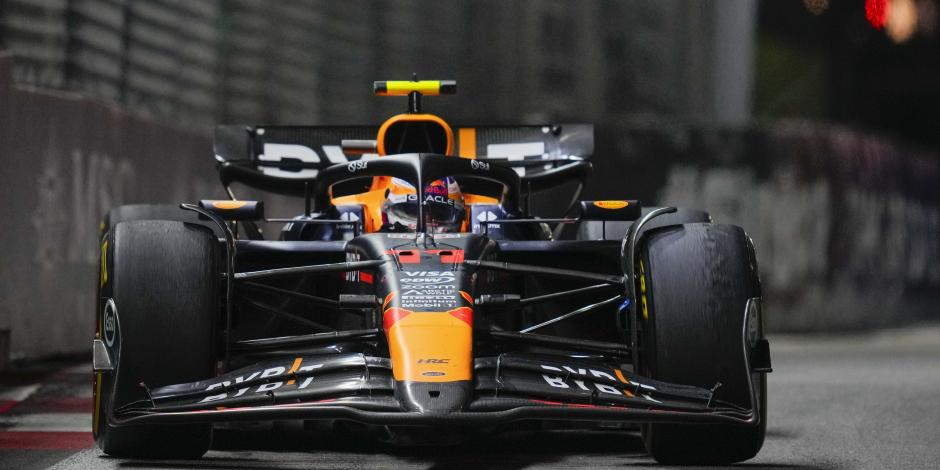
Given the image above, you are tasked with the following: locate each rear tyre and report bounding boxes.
[638,223,766,465]
[94,220,219,458]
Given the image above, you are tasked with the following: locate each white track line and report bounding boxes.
[0,412,91,432]
[0,384,41,402]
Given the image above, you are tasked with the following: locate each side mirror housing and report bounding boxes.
[579,200,641,221]
[198,200,264,221]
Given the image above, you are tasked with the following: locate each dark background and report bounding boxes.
[0,0,938,360]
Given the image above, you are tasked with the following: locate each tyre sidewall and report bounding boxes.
[94,220,219,458]
[637,223,766,464]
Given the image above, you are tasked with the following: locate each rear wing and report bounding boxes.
[214,124,593,197]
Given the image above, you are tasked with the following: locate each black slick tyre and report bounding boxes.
[94,220,219,458]
[637,223,766,464]
[99,204,220,240]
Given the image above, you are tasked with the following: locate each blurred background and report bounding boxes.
[0,0,937,361]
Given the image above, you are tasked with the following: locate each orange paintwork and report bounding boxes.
[614,368,636,397]
[385,307,473,382]
[286,357,302,385]
[593,200,630,210]
[459,290,473,304]
[212,200,249,210]
[457,127,476,158]
[463,193,499,205]
[331,188,387,233]
[383,292,397,309]
[329,118,499,232]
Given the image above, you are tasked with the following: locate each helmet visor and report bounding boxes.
[386,196,462,225]
[384,177,465,232]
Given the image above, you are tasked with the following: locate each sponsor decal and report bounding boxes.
[258,142,321,179]
[541,364,618,382]
[345,252,360,282]
[400,271,456,285]
[400,289,458,309]
[399,271,458,309]
[425,194,454,205]
[473,209,501,230]
[425,184,448,196]
[402,271,454,279]
[593,200,629,210]
[477,211,498,222]
[402,193,457,206]
[386,233,463,239]
[199,362,325,403]
[540,374,625,396]
[401,277,454,286]
[539,363,655,399]
[417,358,450,364]
[470,159,490,171]
[103,299,117,347]
[347,160,368,172]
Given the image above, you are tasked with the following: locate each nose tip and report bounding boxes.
[397,381,472,412]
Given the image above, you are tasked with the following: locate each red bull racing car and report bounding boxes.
[92,80,771,464]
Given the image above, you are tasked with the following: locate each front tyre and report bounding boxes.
[94,220,219,458]
[638,223,766,464]
[99,204,220,241]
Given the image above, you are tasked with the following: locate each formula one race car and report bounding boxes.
[92,79,771,464]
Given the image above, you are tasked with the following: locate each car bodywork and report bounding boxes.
[93,80,769,436]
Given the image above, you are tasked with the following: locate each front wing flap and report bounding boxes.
[111,352,755,427]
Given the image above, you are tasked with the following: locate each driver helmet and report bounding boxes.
[382,177,466,232]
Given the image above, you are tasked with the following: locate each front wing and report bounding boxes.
[110,352,758,428]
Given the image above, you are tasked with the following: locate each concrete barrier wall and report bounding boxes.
[0,55,222,359]
[593,121,940,332]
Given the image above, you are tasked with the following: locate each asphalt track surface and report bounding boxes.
[3,325,939,469]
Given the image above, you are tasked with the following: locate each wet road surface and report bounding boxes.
[3,325,939,469]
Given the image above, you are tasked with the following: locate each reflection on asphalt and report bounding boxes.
[22,325,940,469]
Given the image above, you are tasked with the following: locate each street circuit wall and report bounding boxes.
[0,54,220,360]
[591,120,940,332]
